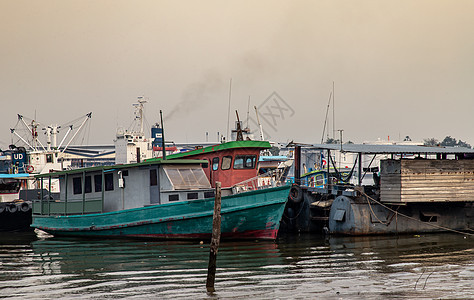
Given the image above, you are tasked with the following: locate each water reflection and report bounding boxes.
[0,231,472,299]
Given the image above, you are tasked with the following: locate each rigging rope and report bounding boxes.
[329,152,358,183]
[360,190,474,237]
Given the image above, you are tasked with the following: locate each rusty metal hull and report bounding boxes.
[31,185,290,240]
[329,195,474,235]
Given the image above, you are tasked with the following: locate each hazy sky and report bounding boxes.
[1,0,474,149]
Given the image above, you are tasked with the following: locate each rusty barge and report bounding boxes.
[282,144,474,235]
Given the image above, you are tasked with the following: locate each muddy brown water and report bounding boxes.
[0,230,472,299]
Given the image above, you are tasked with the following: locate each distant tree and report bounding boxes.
[424,136,471,148]
[325,138,339,144]
[441,136,457,147]
[424,138,439,146]
[457,140,472,149]
[345,140,354,144]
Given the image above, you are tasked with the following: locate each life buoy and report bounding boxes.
[26,165,34,173]
[289,185,303,203]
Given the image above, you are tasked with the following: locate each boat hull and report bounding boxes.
[0,201,33,232]
[329,195,474,235]
[32,185,290,240]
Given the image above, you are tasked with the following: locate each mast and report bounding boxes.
[133,96,147,135]
[235,110,244,141]
[44,125,59,150]
[17,114,46,151]
[321,91,332,144]
[332,81,335,140]
[246,96,250,129]
[254,106,265,141]
[160,110,166,160]
[226,78,232,142]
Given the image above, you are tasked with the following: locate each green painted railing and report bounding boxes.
[32,198,103,215]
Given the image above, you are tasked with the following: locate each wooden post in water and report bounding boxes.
[206,181,222,293]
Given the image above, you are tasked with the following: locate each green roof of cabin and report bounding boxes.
[35,159,207,178]
[148,140,271,161]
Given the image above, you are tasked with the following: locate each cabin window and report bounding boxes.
[150,169,158,186]
[164,166,211,190]
[169,194,179,202]
[73,177,82,195]
[316,175,324,186]
[221,156,232,170]
[204,191,215,199]
[233,155,257,169]
[105,173,114,191]
[84,176,92,193]
[201,159,209,169]
[187,192,199,200]
[94,174,102,192]
[46,154,53,163]
[212,157,219,171]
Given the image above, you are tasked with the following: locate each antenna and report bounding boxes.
[338,129,344,151]
[254,106,265,141]
[226,78,232,142]
[246,96,250,129]
[321,91,332,144]
[132,96,147,134]
[160,110,166,160]
[235,110,244,141]
[332,81,335,140]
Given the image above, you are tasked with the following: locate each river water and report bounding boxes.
[0,230,472,299]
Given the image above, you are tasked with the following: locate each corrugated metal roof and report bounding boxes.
[304,143,474,154]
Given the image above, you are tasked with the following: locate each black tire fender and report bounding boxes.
[289,185,303,203]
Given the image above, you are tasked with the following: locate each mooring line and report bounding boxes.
[360,191,474,237]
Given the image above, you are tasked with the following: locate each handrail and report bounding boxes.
[232,169,288,194]
[32,197,103,216]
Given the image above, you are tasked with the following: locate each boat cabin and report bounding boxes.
[32,159,214,216]
[148,140,272,188]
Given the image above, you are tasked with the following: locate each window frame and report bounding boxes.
[84,176,92,193]
[73,177,82,195]
[212,157,219,171]
[221,156,233,170]
[150,169,158,186]
[233,155,257,169]
[94,174,102,192]
[105,173,114,191]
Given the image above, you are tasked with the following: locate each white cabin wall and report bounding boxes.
[121,168,150,208]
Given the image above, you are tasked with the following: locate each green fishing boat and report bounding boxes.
[31,159,290,240]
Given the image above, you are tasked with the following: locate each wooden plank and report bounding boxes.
[381,159,474,203]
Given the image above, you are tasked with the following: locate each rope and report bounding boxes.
[283,200,307,221]
[360,190,474,237]
[329,153,357,183]
[365,194,389,226]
